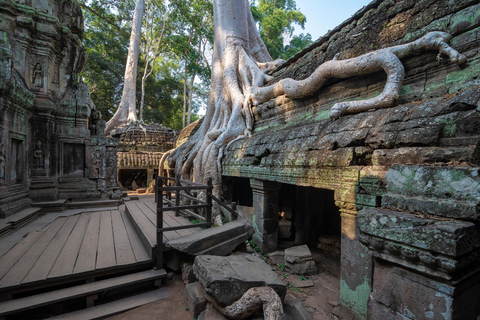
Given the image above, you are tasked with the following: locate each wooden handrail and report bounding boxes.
[154,175,238,269]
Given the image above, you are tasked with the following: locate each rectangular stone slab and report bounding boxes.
[193,253,286,306]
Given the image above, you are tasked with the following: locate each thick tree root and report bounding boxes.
[253,31,466,119]
[206,286,284,320]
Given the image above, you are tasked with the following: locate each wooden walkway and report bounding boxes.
[0,195,201,294]
[125,195,202,257]
[0,209,151,292]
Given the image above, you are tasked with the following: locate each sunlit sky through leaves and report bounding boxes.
[293,0,372,41]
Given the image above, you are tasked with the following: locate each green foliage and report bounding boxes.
[278,263,286,271]
[248,240,261,252]
[299,275,307,281]
[250,0,312,59]
[79,0,212,129]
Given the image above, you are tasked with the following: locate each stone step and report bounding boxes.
[0,207,43,237]
[0,268,167,317]
[69,199,123,209]
[33,199,70,212]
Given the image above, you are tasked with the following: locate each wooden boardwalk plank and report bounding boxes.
[111,210,136,266]
[126,202,156,247]
[0,218,67,288]
[137,201,180,241]
[0,269,167,317]
[96,211,116,270]
[0,229,45,280]
[22,215,80,283]
[145,200,197,236]
[48,212,91,279]
[120,210,150,263]
[50,287,169,320]
[73,212,101,274]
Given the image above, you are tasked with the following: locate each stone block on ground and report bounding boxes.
[269,250,285,265]
[285,245,317,275]
[166,218,253,256]
[198,303,228,320]
[182,261,196,284]
[131,180,139,191]
[193,253,286,306]
[278,219,292,239]
[184,282,207,318]
[283,299,313,320]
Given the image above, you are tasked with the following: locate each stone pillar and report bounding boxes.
[250,179,280,253]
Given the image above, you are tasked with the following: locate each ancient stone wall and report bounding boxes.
[221,0,480,319]
[113,124,177,189]
[0,0,119,217]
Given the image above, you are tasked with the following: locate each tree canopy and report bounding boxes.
[79,0,311,130]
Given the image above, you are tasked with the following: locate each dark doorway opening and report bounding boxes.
[278,184,340,254]
[118,169,147,190]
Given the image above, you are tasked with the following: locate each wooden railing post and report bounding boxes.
[206,177,213,228]
[155,176,164,269]
[175,174,181,216]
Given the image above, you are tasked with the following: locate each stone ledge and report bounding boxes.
[357,208,480,279]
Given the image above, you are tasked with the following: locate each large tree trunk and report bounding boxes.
[168,0,283,224]
[105,0,145,135]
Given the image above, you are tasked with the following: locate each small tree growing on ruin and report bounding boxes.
[168,0,466,225]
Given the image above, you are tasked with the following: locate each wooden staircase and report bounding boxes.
[0,199,169,319]
[0,269,168,319]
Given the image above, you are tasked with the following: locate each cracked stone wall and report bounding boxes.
[221,0,480,319]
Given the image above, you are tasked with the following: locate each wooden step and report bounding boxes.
[0,268,167,317]
[50,287,170,319]
[125,202,156,259]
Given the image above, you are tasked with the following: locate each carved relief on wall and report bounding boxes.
[33,138,45,170]
[92,148,104,178]
[105,148,116,184]
[29,56,47,93]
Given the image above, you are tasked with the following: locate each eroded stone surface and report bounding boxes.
[193,253,286,306]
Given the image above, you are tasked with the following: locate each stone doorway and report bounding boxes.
[118,169,148,191]
[278,184,341,254]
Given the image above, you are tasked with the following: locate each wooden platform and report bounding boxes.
[0,208,151,293]
[125,196,202,258]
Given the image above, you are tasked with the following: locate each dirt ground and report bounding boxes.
[107,245,340,320]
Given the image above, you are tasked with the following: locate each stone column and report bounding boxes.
[250,179,280,253]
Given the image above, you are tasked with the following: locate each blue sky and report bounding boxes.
[293,0,372,41]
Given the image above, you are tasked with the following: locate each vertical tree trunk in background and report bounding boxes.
[105,0,145,135]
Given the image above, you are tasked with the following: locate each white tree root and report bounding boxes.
[253,31,466,119]
[206,286,284,320]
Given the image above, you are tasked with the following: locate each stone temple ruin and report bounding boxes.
[0,0,479,319]
[112,124,177,193]
[217,0,480,318]
[0,0,120,218]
